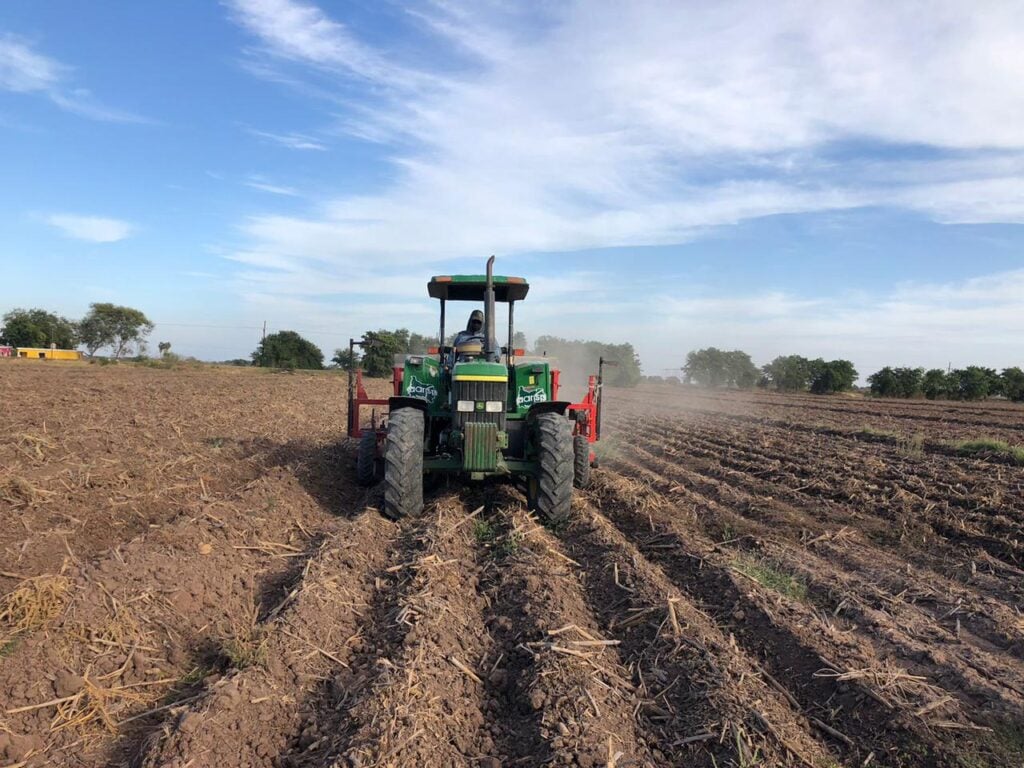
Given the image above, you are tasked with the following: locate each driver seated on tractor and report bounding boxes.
[452,309,485,361]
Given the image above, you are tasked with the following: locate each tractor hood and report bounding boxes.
[452,360,508,382]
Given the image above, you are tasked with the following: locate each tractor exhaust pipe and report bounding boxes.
[484,255,497,362]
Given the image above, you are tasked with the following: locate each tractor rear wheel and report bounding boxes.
[528,412,574,525]
[356,430,378,487]
[384,409,424,519]
[573,435,591,489]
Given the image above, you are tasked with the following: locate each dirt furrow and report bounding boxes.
[336,498,494,767]
[559,499,838,767]
[586,470,971,767]
[648,419,1024,539]
[0,460,360,767]
[482,501,657,767]
[608,444,1024,672]
[615,434,1024,612]
[140,509,397,767]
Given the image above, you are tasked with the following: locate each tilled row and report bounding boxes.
[142,509,398,768]
[605,386,1024,442]
[626,420,1024,632]
[0,458,363,767]
[619,413,1024,592]
[582,470,1004,767]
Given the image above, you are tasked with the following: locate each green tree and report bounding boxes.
[534,335,642,387]
[893,367,924,398]
[0,308,79,349]
[810,359,858,394]
[983,367,1004,398]
[252,330,323,369]
[512,331,528,351]
[158,341,172,357]
[79,303,154,358]
[868,366,923,398]
[948,366,995,401]
[332,348,360,370]
[921,369,950,400]
[867,367,899,397]
[683,348,758,388]
[1002,367,1024,402]
[683,347,728,387]
[407,331,435,354]
[361,329,407,377]
[762,355,814,391]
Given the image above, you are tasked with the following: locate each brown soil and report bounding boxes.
[1,365,1022,767]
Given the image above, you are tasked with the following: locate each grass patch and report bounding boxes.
[221,627,268,670]
[0,636,21,657]
[954,438,1024,465]
[856,426,899,439]
[473,518,522,558]
[178,664,213,686]
[897,433,925,457]
[732,554,808,602]
[472,518,498,544]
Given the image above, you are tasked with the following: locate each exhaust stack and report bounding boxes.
[484,256,497,362]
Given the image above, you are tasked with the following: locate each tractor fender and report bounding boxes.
[526,401,571,420]
[389,396,429,414]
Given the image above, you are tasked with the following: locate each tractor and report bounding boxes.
[347,256,610,522]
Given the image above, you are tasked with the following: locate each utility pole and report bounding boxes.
[261,321,267,367]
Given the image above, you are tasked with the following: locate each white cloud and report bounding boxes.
[224,0,432,89]
[212,1,1024,373]
[46,214,134,243]
[248,128,327,150]
[244,176,300,196]
[0,34,64,91]
[0,35,146,122]
[221,0,1024,283]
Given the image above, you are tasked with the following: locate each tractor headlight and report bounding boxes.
[456,400,475,412]
[484,401,504,413]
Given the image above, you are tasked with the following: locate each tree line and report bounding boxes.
[868,366,1024,401]
[683,348,858,394]
[1,305,154,358]
[681,347,1023,401]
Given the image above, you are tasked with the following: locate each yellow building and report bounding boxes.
[16,347,83,361]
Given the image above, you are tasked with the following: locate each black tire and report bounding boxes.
[356,430,378,487]
[573,434,591,489]
[528,413,574,525]
[384,409,424,519]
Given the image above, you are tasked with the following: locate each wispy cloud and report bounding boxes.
[0,34,147,122]
[248,128,327,150]
[223,0,432,90]
[220,0,1024,290]
[244,175,300,196]
[46,213,134,242]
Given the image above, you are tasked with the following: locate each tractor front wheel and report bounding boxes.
[528,413,574,525]
[573,435,591,489]
[384,409,424,519]
[356,429,378,487]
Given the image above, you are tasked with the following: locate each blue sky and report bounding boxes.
[2,1,1023,376]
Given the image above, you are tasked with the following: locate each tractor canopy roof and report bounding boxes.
[428,274,529,302]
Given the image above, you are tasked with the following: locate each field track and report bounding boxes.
[1,364,1023,767]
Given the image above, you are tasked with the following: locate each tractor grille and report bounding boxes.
[453,379,507,430]
[463,422,499,471]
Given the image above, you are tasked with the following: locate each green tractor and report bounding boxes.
[348,257,607,522]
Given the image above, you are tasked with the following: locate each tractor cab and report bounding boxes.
[348,257,607,523]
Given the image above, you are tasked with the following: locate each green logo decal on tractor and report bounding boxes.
[516,385,547,408]
[406,376,438,403]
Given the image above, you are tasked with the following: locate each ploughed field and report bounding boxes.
[1,364,1022,768]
